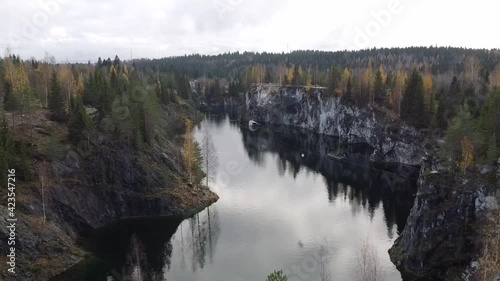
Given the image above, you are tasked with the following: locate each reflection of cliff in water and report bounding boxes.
[240,125,418,235]
[51,217,182,281]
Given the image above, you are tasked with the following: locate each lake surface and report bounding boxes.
[54,113,418,281]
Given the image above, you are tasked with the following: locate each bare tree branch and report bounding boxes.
[356,236,385,281]
[201,126,219,188]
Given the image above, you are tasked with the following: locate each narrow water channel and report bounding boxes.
[54,113,418,281]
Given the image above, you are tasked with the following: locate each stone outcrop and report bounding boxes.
[245,85,425,166]
[389,170,498,280]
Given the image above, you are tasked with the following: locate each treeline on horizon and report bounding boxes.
[0,46,499,179]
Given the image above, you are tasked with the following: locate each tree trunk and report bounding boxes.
[41,178,46,224]
[206,150,209,188]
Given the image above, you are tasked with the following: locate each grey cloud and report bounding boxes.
[2,0,497,62]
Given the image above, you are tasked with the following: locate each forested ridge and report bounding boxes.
[1,46,499,181]
[136,47,500,175]
[0,46,498,280]
[136,47,500,77]
[0,50,203,185]
[0,50,214,280]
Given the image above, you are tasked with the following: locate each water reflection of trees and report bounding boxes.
[66,217,183,281]
[240,126,417,234]
[123,234,151,281]
[173,206,221,274]
[203,108,240,129]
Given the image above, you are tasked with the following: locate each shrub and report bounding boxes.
[266,270,288,281]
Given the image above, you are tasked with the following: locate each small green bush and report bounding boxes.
[266,270,288,281]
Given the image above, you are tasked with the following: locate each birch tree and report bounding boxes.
[318,246,332,281]
[489,64,500,92]
[356,236,384,281]
[37,161,50,224]
[201,127,218,188]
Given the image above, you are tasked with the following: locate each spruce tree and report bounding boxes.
[436,95,448,130]
[328,67,342,97]
[401,70,428,128]
[342,76,353,105]
[48,72,66,121]
[68,97,92,143]
[3,81,19,111]
[374,68,385,105]
[95,69,113,117]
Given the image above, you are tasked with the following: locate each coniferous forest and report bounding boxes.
[135,47,500,170]
[0,46,499,281]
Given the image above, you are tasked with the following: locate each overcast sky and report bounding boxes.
[1,0,499,62]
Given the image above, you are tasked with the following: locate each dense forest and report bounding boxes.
[0,50,203,187]
[0,47,498,281]
[0,49,215,280]
[136,47,500,175]
[1,46,499,183]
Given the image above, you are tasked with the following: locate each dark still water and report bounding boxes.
[54,114,418,281]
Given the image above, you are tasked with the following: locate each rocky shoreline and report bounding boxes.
[0,105,219,281]
[389,168,498,280]
[242,85,500,280]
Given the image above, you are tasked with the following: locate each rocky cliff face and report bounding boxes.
[245,85,425,166]
[0,105,218,281]
[244,85,499,279]
[389,170,498,280]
